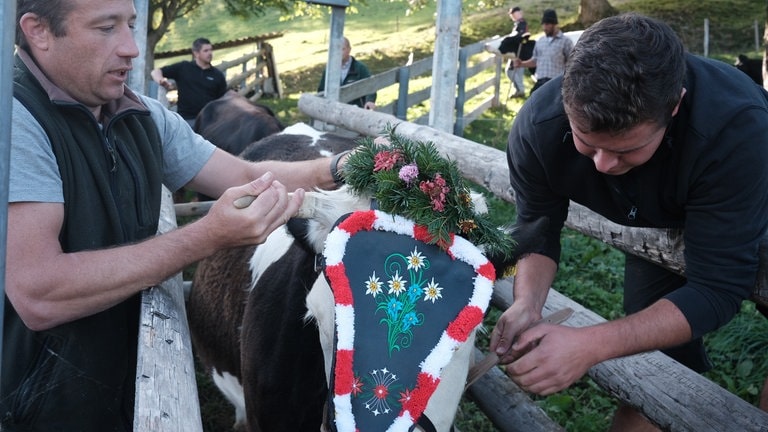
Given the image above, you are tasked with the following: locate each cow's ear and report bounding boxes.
[486,216,549,279]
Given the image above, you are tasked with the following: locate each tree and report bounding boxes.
[575,0,617,28]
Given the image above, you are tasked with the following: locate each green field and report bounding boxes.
[160,0,768,430]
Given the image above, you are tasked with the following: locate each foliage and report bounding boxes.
[344,132,518,262]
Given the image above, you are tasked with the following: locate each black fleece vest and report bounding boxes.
[1,55,163,432]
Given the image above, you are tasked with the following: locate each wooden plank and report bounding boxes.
[134,188,202,432]
[492,280,768,432]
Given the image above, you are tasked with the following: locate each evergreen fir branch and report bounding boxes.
[342,127,517,260]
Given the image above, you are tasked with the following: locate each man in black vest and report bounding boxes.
[4,0,349,430]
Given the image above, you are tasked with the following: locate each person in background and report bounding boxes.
[513,8,573,95]
[493,13,768,431]
[318,37,377,110]
[5,0,350,430]
[151,37,227,126]
[507,6,528,98]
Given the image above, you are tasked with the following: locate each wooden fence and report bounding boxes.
[327,38,505,136]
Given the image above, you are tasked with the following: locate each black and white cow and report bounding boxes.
[187,125,360,431]
[484,30,583,85]
[194,90,285,157]
[735,54,764,86]
[188,129,546,431]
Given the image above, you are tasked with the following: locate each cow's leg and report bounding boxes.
[241,237,327,432]
[188,245,256,429]
[305,276,336,386]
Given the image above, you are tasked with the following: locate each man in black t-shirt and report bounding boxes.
[151,37,227,125]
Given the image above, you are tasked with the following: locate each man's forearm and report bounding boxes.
[585,298,693,362]
[513,253,557,315]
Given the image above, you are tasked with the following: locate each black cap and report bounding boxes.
[541,9,558,24]
[510,6,521,13]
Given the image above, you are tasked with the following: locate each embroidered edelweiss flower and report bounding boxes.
[388,272,406,295]
[365,272,382,296]
[398,163,419,185]
[406,248,425,270]
[423,278,443,303]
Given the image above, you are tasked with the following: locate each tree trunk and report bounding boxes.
[577,0,617,28]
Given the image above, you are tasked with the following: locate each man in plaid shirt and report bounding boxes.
[513,9,573,94]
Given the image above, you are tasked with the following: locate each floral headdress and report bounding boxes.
[342,127,517,262]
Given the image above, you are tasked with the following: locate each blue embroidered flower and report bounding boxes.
[364,246,442,356]
[386,298,403,320]
[401,311,420,331]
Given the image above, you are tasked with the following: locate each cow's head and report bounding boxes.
[297,133,545,431]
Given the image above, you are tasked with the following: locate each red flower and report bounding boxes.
[419,173,450,212]
[351,375,363,396]
[373,384,389,400]
[373,150,403,172]
[398,388,413,404]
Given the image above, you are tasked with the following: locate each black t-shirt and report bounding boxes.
[161,60,227,119]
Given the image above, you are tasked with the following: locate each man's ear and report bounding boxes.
[18,13,52,51]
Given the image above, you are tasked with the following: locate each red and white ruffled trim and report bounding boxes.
[323,210,496,432]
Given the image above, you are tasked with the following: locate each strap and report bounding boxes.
[464,307,574,390]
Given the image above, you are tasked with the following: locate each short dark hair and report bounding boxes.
[192,37,212,52]
[16,0,74,49]
[562,13,686,133]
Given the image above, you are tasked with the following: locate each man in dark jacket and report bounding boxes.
[491,13,768,431]
[318,37,377,109]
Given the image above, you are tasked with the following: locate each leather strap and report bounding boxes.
[465,307,574,390]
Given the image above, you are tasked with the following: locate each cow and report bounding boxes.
[194,90,285,157]
[485,30,583,92]
[188,131,545,431]
[735,54,763,86]
[187,125,360,431]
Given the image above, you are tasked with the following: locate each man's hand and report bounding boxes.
[159,77,174,90]
[201,172,305,249]
[490,301,541,364]
[503,324,596,395]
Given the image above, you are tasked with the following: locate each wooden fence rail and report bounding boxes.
[298,93,768,431]
[328,38,504,135]
[134,188,201,432]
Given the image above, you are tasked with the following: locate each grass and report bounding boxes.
[160,0,768,430]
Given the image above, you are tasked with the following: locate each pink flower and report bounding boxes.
[398,163,419,185]
[419,173,450,212]
[373,150,403,172]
